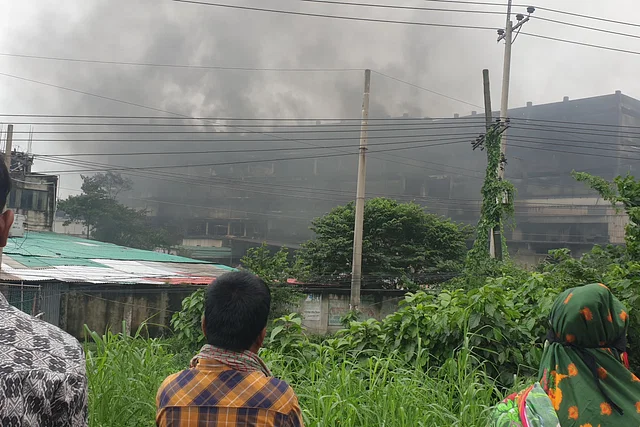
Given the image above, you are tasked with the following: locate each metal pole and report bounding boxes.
[350,69,371,312]
[482,70,496,259]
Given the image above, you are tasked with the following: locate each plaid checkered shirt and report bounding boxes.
[156,346,304,427]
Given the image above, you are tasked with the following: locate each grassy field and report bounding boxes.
[85,327,514,427]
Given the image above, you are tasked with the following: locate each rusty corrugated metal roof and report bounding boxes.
[1,232,235,285]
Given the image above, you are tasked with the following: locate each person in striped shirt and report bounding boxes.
[156,271,304,427]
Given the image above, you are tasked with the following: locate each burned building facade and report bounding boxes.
[104,91,638,264]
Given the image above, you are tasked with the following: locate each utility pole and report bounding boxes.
[5,124,13,171]
[494,2,534,258]
[350,69,371,312]
[497,2,535,178]
[482,70,498,259]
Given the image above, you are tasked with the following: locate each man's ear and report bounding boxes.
[0,210,14,248]
[201,315,207,338]
[256,327,267,349]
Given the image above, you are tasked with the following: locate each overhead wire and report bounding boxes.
[288,0,640,43]
[0,52,362,72]
[0,70,490,173]
[294,0,505,16]
[38,148,621,209]
[419,0,640,29]
[533,15,640,41]
[5,115,640,130]
[168,0,497,31]
[11,124,486,134]
[520,32,640,57]
[38,139,485,175]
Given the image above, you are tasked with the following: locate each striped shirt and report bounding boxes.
[156,358,304,427]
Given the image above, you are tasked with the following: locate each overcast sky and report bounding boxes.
[1,0,639,195]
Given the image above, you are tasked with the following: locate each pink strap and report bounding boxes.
[518,385,535,427]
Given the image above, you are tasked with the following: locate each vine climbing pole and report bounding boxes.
[468,75,515,267]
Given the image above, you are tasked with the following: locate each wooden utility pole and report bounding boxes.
[5,124,12,171]
[482,70,497,259]
[483,70,493,131]
[350,69,371,312]
[482,70,503,260]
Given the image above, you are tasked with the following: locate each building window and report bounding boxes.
[12,189,49,211]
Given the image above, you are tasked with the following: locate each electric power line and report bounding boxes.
[533,15,640,41]
[6,115,640,129]
[38,137,484,174]
[168,0,497,31]
[11,123,486,134]
[33,136,475,158]
[0,52,362,72]
[372,70,483,109]
[291,0,640,42]
[508,142,640,160]
[521,32,640,56]
[295,0,505,16]
[421,0,640,30]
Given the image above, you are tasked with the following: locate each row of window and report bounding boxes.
[8,188,51,211]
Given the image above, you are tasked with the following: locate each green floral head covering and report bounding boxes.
[539,283,640,426]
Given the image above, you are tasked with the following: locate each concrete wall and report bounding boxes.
[182,238,224,247]
[53,219,87,237]
[297,289,405,334]
[59,285,405,339]
[61,285,200,339]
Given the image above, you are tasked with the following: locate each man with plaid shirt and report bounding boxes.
[156,271,304,427]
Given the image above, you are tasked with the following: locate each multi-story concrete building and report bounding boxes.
[6,151,58,232]
[111,91,638,264]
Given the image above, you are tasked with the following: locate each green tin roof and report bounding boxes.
[5,232,209,265]
[7,254,106,268]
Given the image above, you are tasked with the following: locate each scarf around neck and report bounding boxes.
[190,344,272,377]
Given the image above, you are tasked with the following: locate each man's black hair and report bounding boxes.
[204,271,271,351]
[0,154,11,211]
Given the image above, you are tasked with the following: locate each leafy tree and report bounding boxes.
[58,172,179,250]
[573,172,640,258]
[81,171,133,199]
[298,198,470,288]
[241,243,305,319]
[58,193,109,239]
[171,243,304,349]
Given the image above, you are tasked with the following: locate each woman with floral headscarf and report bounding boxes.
[491,283,640,426]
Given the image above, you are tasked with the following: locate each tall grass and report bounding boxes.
[85,328,515,427]
[263,345,507,427]
[84,323,181,427]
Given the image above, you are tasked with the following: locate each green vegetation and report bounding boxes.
[87,244,640,426]
[85,324,183,427]
[58,172,180,251]
[573,171,640,258]
[298,197,470,288]
[467,122,515,277]
[84,171,640,426]
[170,243,303,349]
